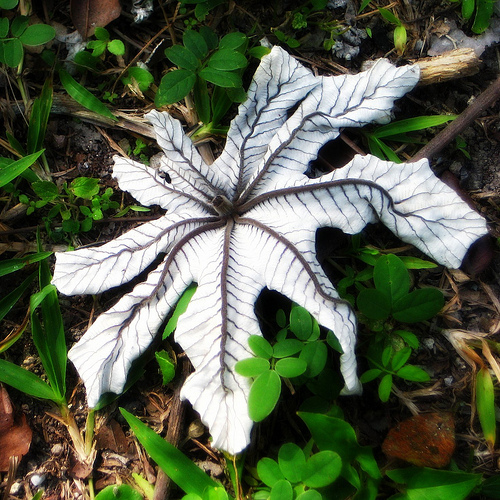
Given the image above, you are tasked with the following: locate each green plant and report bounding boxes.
[86,26,125,58]
[378,8,407,56]
[362,115,456,162]
[179,0,227,22]
[451,0,495,34]
[0,0,55,69]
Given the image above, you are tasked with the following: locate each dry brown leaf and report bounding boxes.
[0,387,32,471]
[70,0,121,39]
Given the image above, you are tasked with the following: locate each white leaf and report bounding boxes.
[53,46,488,455]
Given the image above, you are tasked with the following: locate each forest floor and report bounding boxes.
[1,0,500,499]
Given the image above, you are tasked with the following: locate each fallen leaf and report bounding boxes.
[382,412,455,468]
[0,387,32,471]
[70,0,121,38]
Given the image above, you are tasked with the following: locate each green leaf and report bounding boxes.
[394,24,407,54]
[219,32,247,52]
[122,409,220,495]
[290,304,313,340]
[234,357,270,377]
[356,288,391,320]
[462,0,475,19]
[247,46,271,59]
[19,24,55,46]
[122,67,154,92]
[165,44,200,71]
[392,288,444,323]
[378,373,392,402]
[27,78,53,155]
[32,180,59,201]
[390,346,411,372]
[3,38,23,67]
[163,283,197,338]
[0,0,18,8]
[0,18,9,38]
[156,69,196,106]
[108,39,125,55]
[0,271,36,325]
[472,0,495,33]
[272,339,303,358]
[199,68,242,88]
[199,26,218,50]
[360,368,382,384]
[69,177,100,199]
[302,450,342,488]
[248,370,281,422]
[275,357,307,378]
[296,491,322,500]
[0,252,51,277]
[396,364,430,382]
[378,7,401,26]
[270,479,293,500]
[193,77,211,124]
[247,335,273,359]
[94,27,110,41]
[94,484,143,500]
[278,443,305,483]
[59,69,118,121]
[202,486,229,500]
[257,457,285,487]
[183,30,208,59]
[476,366,496,448]
[399,256,438,270]
[208,49,247,71]
[386,467,481,500]
[373,254,409,305]
[155,350,176,385]
[372,116,456,139]
[10,15,28,37]
[0,358,57,401]
[299,342,327,378]
[0,150,44,187]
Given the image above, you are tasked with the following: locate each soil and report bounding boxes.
[1,0,500,499]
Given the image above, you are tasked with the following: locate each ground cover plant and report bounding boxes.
[0,0,499,499]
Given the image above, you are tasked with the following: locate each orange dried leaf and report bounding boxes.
[70,0,121,38]
[382,412,455,468]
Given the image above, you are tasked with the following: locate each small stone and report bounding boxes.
[30,474,46,487]
[9,482,22,495]
[51,443,64,456]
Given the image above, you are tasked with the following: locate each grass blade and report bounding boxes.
[0,150,44,187]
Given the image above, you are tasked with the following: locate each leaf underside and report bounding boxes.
[52,46,488,455]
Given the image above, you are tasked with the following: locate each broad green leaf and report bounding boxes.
[70,177,100,199]
[357,288,391,320]
[296,491,321,500]
[3,38,23,67]
[247,46,271,59]
[278,443,305,483]
[155,350,176,385]
[272,339,303,358]
[193,77,211,124]
[234,357,270,377]
[121,409,220,496]
[183,30,208,59]
[299,342,327,378]
[302,450,342,488]
[270,479,293,500]
[19,24,55,46]
[10,15,28,37]
[476,366,496,447]
[107,39,125,56]
[392,288,444,323]
[0,0,18,8]
[0,358,58,401]
[462,0,474,19]
[248,370,281,422]
[390,346,411,372]
[165,44,200,71]
[94,27,110,41]
[0,18,8,38]
[32,180,59,201]
[198,68,242,88]
[156,69,196,106]
[163,283,197,338]
[359,368,382,383]
[257,457,284,487]
[199,26,218,50]
[202,486,229,500]
[248,335,273,359]
[122,67,154,92]
[386,467,481,500]
[290,305,313,340]
[396,365,430,382]
[219,32,247,52]
[59,69,118,121]
[0,150,44,187]
[208,50,247,71]
[94,484,143,500]
[378,373,392,402]
[472,0,495,33]
[275,357,307,378]
[373,254,409,304]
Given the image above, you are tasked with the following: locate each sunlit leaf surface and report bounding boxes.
[52,47,488,455]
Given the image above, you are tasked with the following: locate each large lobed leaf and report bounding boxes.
[52,46,488,455]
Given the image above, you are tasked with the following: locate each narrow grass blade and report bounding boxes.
[27,78,53,154]
[0,150,44,187]
[0,358,58,401]
[120,408,221,497]
[59,69,117,122]
[0,270,36,323]
[0,251,52,277]
[372,116,456,138]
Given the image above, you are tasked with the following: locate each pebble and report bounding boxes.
[30,474,46,487]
